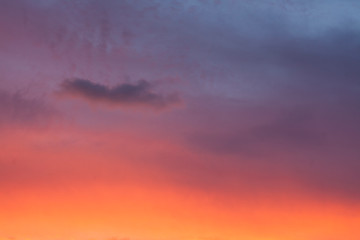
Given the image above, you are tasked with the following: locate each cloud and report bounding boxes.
[0,89,54,127]
[189,108,323,155]
[176,95,360,201]
[58,78,181,110]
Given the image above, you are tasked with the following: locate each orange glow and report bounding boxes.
[1,127,360,240]
[1,184,360,240]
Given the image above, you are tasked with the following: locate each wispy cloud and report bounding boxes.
[0,89,54,126]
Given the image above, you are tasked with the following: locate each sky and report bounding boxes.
[1,0,360,239]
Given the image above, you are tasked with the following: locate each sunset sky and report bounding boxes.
[1,0,360,240]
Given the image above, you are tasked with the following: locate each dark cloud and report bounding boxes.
[58,78,181,110]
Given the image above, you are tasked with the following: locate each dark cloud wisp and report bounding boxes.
[58,78,180,109]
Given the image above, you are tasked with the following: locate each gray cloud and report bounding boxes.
[58,78,181,110]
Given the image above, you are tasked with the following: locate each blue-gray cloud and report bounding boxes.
[58,78,180,109]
